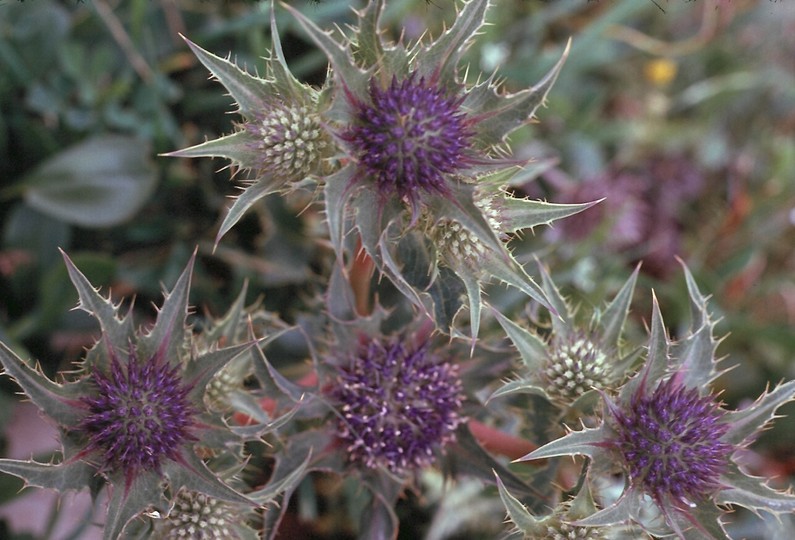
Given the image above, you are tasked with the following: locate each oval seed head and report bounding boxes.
[343,73,474,213]
[613,377,733,508]
[245,104,328,182]
[434,219,488,270]
[332,338,465,475]
[78,344,197,482]
[157,490,241,539]
[539,520,606,540]
[543,335,611,406]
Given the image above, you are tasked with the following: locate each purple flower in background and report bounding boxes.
[342,73,474,217]
[333,337,465,475]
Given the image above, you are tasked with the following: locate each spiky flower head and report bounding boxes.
[77,340,197,485]
[491,264,640,409]
[0,252,257,540]
[165,4,332,243]
[332,335,465,475]
[518,265,795,539]
[342,72,475,215]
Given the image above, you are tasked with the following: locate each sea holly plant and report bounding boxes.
[167,0,595,337]
[517,265,795,539]
[0,252,299,539]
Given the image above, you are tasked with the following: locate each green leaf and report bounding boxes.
[180,36,271,118]
[164,131,261,169]
[248,449,311,505]
[494,471,539,533]
[598,265,639,349]
[186,343,254,403]
[492,310,547,373]
[517,426,607,462]
[500,197,601,235]
[22,135,157,228]
[487,379,547,403]
[216,174,287,244]
[723,380,795,447]
[621,293,668,402]
[538,262,573,336]
[0,459,96,493]
[137,251,195,365]
[103,470,169,540]
[422,0,490,87]
[573,489,638,528]
[717,462,795,515]
[0,342,85,426]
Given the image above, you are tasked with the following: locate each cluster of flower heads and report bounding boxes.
[1,1,794,539]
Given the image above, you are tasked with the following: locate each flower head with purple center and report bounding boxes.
[333,336,465,475]
[518,266,795,538]
[77,340,197,487]
[342,73,474,216]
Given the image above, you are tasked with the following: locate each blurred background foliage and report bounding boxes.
[0,0,793,538]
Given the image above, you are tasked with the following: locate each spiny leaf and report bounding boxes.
[181,36,272,118]
[723,379,795,447]
[491,310,547,373]
[163,131,261,169]
[494,471,539,533]
[0,342,85,426]
[516,425,606,462]
[137,250,196,364]
[0,458,96,493]
[599,265,640,349]
[499,197,601,235]
[61,249,134,355]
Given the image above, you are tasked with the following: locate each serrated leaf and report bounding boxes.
[248,449,312,504]
[492,310,547,372]
[717,462,795,515]
[494,471,540,533]
[0,458,97,493]
[475,39,571,143]
[621,293,668,402]
[23,135,156,228]
[599,265,639,349]
[180,36,271,118]
[517,426,606,462]
[164,131,261,169]
[103,470,169,540]
[324,166,357,258]
[723,380,795,447]
[537,262,572,336]
[487,379,547,402]
[137,251,195,365]
[186,342,255,402]
[422,0,490,87]
[216,174,287,244]
[0,342,85,426]
[500,197,601,235]
[572,490,637,528]
[61,250,133,355]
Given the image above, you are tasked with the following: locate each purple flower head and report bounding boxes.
[332,336,465,475]
[77,340,197,486]
[342,73,474,217]
[611,375,733,509]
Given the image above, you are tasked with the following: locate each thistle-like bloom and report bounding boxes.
[77,342,197,486]
[342,72,475,215]
[490,264,640,409]
[165,5,331,243]
[518,266,795,538]
[333,337,465,475]
[0,252,255,540]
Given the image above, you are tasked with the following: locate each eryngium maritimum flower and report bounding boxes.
[333,337,465,474]
[612,376,732,507]
[77,341,197,485]
[343,73,474,213]
[518,266,795,539]
[0,252,253,540]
